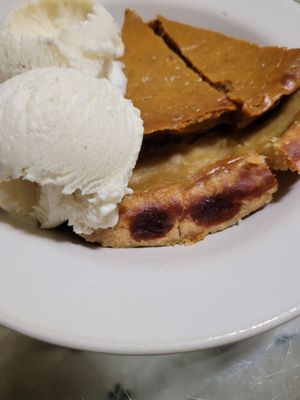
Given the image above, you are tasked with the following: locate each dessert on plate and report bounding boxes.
[84,10,299,247]
[0,2,299,248]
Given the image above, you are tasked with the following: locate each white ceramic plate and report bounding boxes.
[0,0,300,355]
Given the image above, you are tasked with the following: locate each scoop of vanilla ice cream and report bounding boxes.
[0,0,124,83]
[0,67,143,234]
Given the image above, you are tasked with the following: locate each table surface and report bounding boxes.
[1,317,300,400]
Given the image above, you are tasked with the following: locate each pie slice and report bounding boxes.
[153,16,300,127]
[84,132,277,247]
[91,76,300,248]
[83,12,300,248]
[122,10,235,135]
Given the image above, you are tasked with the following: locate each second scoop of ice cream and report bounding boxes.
[0,0,124,83]
[0,67,144,234]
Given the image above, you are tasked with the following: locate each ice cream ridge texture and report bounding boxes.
[0,0,144,234]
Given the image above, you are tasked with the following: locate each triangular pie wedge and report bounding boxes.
[153,16,300,127]
[122,10,235,135]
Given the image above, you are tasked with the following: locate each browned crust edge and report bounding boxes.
[84,155,277,248]
[145,108,233,136]
[273,120,300,173]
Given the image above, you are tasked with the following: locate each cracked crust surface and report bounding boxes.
[153,16,300,127]
[122,10,235,135]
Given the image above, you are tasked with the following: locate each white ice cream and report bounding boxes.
[0,67,143,234]
[0,0,124,83]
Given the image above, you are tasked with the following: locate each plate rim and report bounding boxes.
[0,304,299,354]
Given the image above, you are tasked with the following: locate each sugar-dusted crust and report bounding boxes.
[84,155,277,248]
[122,10,235,135]
[152,16,300,127]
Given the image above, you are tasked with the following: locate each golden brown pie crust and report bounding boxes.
[85,156,276,248]
[84,136,277,248]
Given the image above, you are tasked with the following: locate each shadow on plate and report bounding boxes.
[0,211,97,249]
[272,171,299,203]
